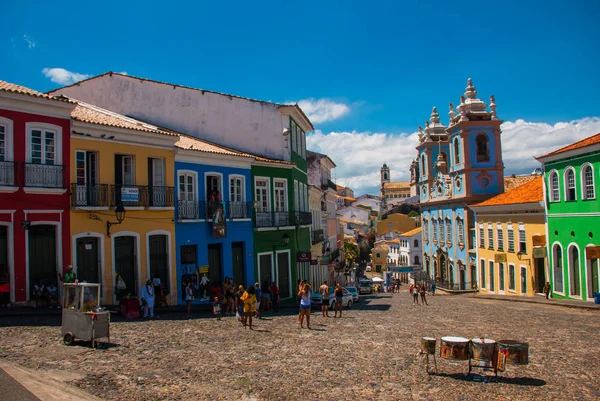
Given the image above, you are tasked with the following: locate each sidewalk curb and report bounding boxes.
[473,295,600,311]
[0,360,101,401]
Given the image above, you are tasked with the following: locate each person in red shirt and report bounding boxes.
[271,282,279,312]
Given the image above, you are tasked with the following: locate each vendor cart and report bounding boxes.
[61,283,110,347]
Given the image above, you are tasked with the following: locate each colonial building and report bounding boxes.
[376,213,419,237]
[380,163,411,209]
[470,176,546,297]
[536,133,600,301]
[417,79,504,290]
[0,80,76,304]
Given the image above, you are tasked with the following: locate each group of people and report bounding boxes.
[409,283,429,306]
[298,280,346,329]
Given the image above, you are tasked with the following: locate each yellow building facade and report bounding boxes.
[471,177,547,297]
[69,103,178,304]
[371,243,389,273]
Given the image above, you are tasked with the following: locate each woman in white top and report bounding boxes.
[298,283,312,329]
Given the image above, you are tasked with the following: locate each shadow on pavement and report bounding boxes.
[431,372,546,386]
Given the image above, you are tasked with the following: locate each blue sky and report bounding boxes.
[2,0,599,194]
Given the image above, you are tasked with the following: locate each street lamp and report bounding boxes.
[282,233,290,245]
[107,204,126,237]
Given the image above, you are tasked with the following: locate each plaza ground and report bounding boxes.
[0,292,599,400]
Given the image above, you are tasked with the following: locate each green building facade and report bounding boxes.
[251,116,312,303]
[538,133,600,301]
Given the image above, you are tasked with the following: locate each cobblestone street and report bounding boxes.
[1,293,599,401]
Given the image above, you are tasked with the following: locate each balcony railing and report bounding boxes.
[294,211,312,226]
[24,163,63,188]
[112,185,148,207]
[70,183,109,207]
[148,186,174,207]
[227,202,253,219]
[0,161,16,186]
[177,200,254,220]
[253,211,313,228]
[312,229,324,244]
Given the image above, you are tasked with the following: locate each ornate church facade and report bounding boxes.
[416,79,504,290]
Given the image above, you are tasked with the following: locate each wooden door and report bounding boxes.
[276,252,290,299]
[149,235,169,289]
[76,237,100,284]
[28,225,57,293]
[231,242,245,287]
[535,257,546,293]
[259,254,272,288]
[114,236,136,297]
[207,244,222,284]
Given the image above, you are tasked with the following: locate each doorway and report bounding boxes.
[207,244,222,284]
[231,242,245,287]
[75,151,99,206]
[258,253,273,289]
[149,235,169,290]
[28,225,57,297]
[460,269,466,290]
[0,226,8,300]
[148,158,166,207]
[587,258,599,300]
[534,257,546,293]
[76,237,100,284]
[276,251,291,299]
[114,236,137,298]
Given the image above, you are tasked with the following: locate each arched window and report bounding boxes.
[565,168,576,201]
[421,154,426,176]
[423,219,429,242]
[454,137,460,164]
[582,164,595,200]
[475,134,490,162]
[457,217,465,245]
[549,171,560,202]
[413,239,418,247]
[414,256,420,265]
[383,172,388,180]
[568,245,580,296]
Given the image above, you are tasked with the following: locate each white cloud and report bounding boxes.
[23,35,36,49]
[42,68,90,85]
[307,117,600,196]
[295,98,350,124]
[117,71,128,75]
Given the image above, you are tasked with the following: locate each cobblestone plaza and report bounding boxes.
[1,293,599,400]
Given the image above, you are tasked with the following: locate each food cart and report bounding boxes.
[61,283,110,347]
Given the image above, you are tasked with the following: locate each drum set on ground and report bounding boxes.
[417,336,529,380]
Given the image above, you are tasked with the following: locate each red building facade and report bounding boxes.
[0,81,75,303]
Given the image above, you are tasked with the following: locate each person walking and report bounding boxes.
[185,281,193,317]
[412,283,419,306]
[419,283,428,306]
[240,285,257,329]
[254,282,262,319]
[334,283,344,318]
[298,283,312,329]
[543,281,551,300]
[319,281,330,317]
[141,279,155,318]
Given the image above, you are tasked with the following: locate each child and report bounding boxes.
[213,296,222,320]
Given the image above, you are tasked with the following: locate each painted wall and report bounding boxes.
[0,108,71,303]
[337,207,370,226]
[376,214,419,236]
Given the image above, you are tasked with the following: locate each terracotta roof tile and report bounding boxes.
[72,102,177,136]
[0,79,74,103]
[503,174,538,191]
[537,133,600,159]
[382,181,410,189]
[400,227,422,237]
[473,176,543,207]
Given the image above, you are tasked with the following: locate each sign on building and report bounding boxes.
[121,187,139,202]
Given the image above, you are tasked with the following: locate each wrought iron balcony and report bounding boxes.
[24,163,63,188]
[177,200,202,220]
[227,202,253,219]
[148,186,174,207]
[0,161,16,186]
[311,229,324,244]
[177,200,254,220]
[294,211,312,226]
[111,185,148,207]
[70,183,109,207]
[253,211,313,228]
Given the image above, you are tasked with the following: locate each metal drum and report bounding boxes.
[421,337,436,354]
[470,338,497,363]
[440,336,470,360]
[496,340,529,372]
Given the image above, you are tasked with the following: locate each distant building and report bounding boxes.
[376,213,419,237]
[380,163,411,209]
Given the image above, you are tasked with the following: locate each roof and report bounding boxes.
[503,174,538,192]
[382,181,410,190]
[537,132,600,159]
[400,227,422,237]
[339,218,368,226]
[335,194,357,201]
[51,72,314,130]
[0,79,75,104]
[72,101,177,136]
[472,176,543,207]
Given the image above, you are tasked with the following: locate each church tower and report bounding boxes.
[380,163,390,204]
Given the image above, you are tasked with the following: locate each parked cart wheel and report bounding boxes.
[63,332,75,346]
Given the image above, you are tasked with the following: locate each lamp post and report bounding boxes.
[107,204,126,237]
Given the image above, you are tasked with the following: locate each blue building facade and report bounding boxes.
[416,79,504,290]
[174,141,255,305]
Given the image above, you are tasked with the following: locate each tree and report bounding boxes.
[408,210,419,218]
[343,242,359,268]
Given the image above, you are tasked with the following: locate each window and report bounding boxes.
[376,253,381,258]
[509,264,516,291]
[487,224,494,250]
[30,128,57,164]
[423,219,429,242]
[432,220,438,243]
[445,218,452,245]
[553,244,563,293]
[454,137,460,165]
[480,259,486,289]
[205,174,222,201]
[565,168,576,201]
[518,224,526,254]
[520,266,527,294]
[550,171,560,202]
[178,171,198,219]
[274,179,287,212]
[0,117,14,163]
[475,134,490,162]
[507,224,515,252]
[294,180,300,211]
[414,239,419,247]
[178,173,196,201]
[291,122,297,153]
[439,219,445,243]
[421,154,426,177]
[457,218,465,244]
[229,176,244,202]
[497,224,504,251]
[582,164,595,200]
[489,260,495,291]
[479,225,485,248]
[568,245,581,296]
[499,262,505,292]
[255,178,270,212]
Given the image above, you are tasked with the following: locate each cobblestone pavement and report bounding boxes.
[1,292,599,401]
